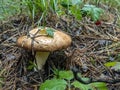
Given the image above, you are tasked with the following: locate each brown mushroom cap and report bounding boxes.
[17,27,72,52]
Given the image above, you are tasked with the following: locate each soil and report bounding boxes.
[0,11,120,89]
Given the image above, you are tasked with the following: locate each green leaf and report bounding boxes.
[46,28,55,37]
[40,79,67,90]
[104,61,117,67]
[58,70,74,80]
[81,4,104,21]
[72,81,108,90]
[72,81,92,90]
[75,73,91,83]
[105,61,120,72]
[90,82,108,90]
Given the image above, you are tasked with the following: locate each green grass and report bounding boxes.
[0,0,120,25]
[0,0,22,20]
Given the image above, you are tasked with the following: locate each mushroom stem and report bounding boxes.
[35,52,50,70]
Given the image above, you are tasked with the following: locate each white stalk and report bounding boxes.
[35,51,50,70]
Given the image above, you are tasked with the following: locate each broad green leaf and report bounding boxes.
[72,81,108,90]
[81,4,104,21]
[105,62,120,72]
[91,7,103,21]
[90,82,108,90]
[72,81,92,90]
[46,28,55,37]
[104,61,117,67]
[59,70,74,80]
[40,79,67,90]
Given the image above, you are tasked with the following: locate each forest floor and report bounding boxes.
[0,6,120,90]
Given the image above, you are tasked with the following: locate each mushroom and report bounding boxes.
[17,27,71,70]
